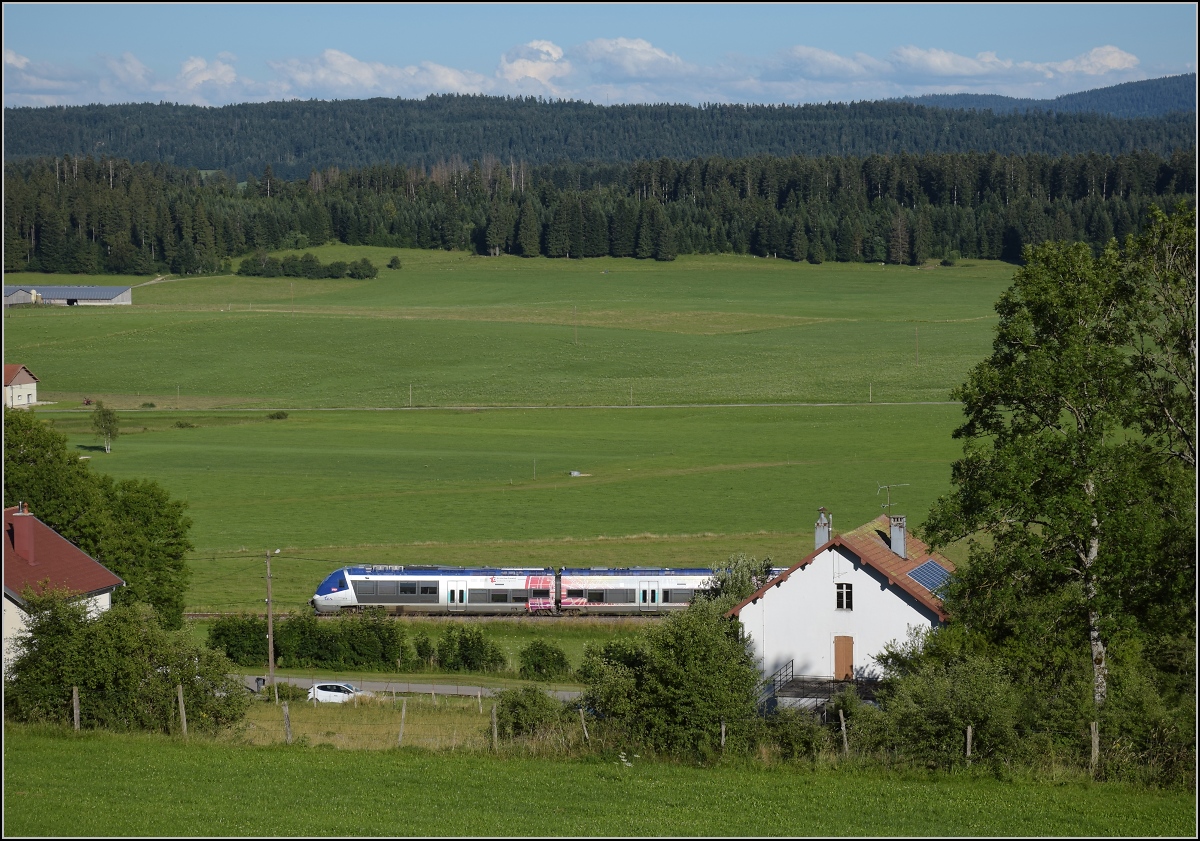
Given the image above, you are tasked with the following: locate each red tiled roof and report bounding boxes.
[4,364,38,386]
[728,515,956,621]
[3,506,123,605]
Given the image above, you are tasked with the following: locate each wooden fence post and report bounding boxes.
[491,703,498,751]
[1090,721,1099,776]
[579,707,590,744]
[432,688,436,706]
[478,687,482,714]
[282,702,292,745]
[398,698,407,747]
[966,725,972,763]
[839,708,849,756]
[176,684,188,738]
[72,686,80,732]
[721,719,726,749]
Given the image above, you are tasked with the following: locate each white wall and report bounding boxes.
[737,546,938,679]
[2,591,113,673]
[5,382,38,408]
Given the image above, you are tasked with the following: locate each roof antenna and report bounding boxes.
[877,483,910,515]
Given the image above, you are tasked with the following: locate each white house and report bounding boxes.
[3,503,124,669]
[729,510,954,694]
[4,364,39,408]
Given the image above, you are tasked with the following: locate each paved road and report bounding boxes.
[241,674,581,702]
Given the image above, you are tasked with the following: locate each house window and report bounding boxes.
[836,583,853,610]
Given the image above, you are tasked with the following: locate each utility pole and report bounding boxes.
[266,550,278,704]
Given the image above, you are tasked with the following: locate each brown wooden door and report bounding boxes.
[834,636,854,680]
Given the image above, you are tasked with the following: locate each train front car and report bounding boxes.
[311,568,357,613]
[558,568,714,614]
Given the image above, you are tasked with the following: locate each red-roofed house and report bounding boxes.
[4,364,39,408]
[729,511,954,700]
[3,503,124,665]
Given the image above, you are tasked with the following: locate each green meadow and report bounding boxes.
[5,726,1194,837]
[6,251,1012,611]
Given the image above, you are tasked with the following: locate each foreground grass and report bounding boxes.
[5,725,1193,837]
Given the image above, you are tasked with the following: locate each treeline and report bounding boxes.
[900,73,1197,119]
[4,94,1195,180]
[5,149,1194,276]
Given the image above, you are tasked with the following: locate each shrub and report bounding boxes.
[208,614,268,666]
[494,686,565,738]
[173,420,197,429]
[7,591,249,734]
[140,402,156,408]
[770,707,832,761]
[437,625,506,672]
[413,631,435,667]
[262,681,308,702]
[519,640,571,681]
[387,255,403,269]
[267,411,288,420]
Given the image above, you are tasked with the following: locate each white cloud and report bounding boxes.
[891,46,1015,77]
[575,37,690,80]
[4,48,31,69]
[1036,45,1139,76]
[498,41,572,90]
[270,49,487,98]
[781,45,887,79]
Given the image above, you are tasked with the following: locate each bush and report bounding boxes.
[494,686,565,738]
[262,681,308,702]
[140,402,156,409]
[579,598,760,757]
[770,707,832,761]
[173,420,197,429]
[413,630,435,667]
[387,255,403,269]
[437,625,506,672]
[519,640,571,681]
[208,614,268,666]
[267,411,288,420]
[7,591,249,734]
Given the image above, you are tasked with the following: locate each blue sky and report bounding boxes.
[3,3,1196,108]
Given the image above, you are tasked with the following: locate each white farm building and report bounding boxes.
[3,285,132,307]
[729,511,954,707]
[4,364,39,408]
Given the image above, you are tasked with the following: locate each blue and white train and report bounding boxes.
[310,566,718,616]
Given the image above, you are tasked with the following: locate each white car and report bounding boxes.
[307,682,373,703]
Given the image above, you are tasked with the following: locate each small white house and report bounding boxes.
[729,511,953,691]
[3,503,124,669]
[4,364,39,408]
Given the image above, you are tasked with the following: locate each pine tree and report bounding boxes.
[516,199,542,257]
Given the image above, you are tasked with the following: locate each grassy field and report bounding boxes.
[41,404,965,611]
[5,725,1194,837]
[7,251,1005,611]
[4,251,1010,408]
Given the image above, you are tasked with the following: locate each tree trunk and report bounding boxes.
[1082,478,1108,709]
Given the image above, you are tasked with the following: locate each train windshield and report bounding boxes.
[315,571,348,596]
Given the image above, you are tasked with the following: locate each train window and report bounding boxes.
[651,590,657,603]
[399,583,417,595]
[566,589,584,599]
[641,590,647,603]
[420,584,438,596]
[663,589,692,603]
[531,589,551,599]
[662,590,670,603]
[587,591,605,603]
[354,581,376,596]
[377,581,398,596]
[510,589,529,603]
[490,592,509,603]
[468,589,489,603]
[449,590,455,603]
[606,589,634,603]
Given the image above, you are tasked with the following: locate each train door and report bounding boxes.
[639,579,659,613]
[447,578,467,613]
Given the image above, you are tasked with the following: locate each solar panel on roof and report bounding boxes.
[908,560,951,593]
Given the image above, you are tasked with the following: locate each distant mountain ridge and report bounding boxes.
[900,74,1196,119]
[3,76,1195,178]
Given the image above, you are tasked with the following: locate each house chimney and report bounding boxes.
[889,515,907,558]
[815,507,832,549]
[12,502,36,564]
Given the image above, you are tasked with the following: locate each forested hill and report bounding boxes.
[901,74,1197,118]
[4,95,1195,180]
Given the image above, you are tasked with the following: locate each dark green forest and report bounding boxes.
[900,73,1196,118]
[5,148,1194,275]
[4,94,1195,181]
